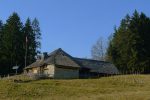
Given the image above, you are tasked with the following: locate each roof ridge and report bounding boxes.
[43,48,80,68]
[74,57,110,63]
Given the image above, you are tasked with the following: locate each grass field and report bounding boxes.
[0,75,150,100]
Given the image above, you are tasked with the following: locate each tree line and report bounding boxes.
[1,10,150,75]
[92,10,150,74]
[0,12,41,75]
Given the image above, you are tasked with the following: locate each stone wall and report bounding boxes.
[32,68,38,74]
[45,64,55,78]
[26,65,79,79]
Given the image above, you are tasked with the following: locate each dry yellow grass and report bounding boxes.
[0,74,150,100]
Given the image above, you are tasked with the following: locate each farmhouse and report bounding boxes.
[24,48,119,79]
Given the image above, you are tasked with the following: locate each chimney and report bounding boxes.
[36,55,41,61]
[36,52,48,61]
[43,52,48,59]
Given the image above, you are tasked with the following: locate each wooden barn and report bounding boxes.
[24,48,119,79]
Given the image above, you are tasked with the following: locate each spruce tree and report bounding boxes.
[0,20,3,52]
[2,12,24,73]
[0,20,4,69]
[23,18,41,66]
[23,18,36,65]
[32,18,41,54]
[0,13,42,75]
[107,10,150,74]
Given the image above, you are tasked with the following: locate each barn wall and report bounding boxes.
[54,66,79,79]
[32,68,38,74]
[44,64,55,78]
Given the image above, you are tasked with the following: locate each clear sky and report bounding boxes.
[0,0,150,58]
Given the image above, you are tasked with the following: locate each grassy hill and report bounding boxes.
[0,75,150,100]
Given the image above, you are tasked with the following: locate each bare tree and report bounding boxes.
[91,37,106,61]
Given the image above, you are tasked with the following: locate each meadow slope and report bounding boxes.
[0,75,150,100]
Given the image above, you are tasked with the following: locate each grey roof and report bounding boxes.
[44,48,80,68]
[25,48,119,74]
[24,60,44,69]
[25,48,80,69]
[74,58,119,74]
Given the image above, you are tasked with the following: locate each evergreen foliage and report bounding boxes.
[32,18,41,54]
[107,10,150,74]
[0,13,41,75]
[0,20,4,72]
[23,18,36,65]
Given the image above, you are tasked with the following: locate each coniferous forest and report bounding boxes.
[107,10,150,74]
[0,12,41,75]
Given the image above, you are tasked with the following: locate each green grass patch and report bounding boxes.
[0,75,150,100]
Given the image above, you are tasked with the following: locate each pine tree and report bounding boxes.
[0,20,3,65]
[32,18,41,54]
[0,20,3,52]
[107,10,150,74]
[23,18,41,66]
[0,13,42,75]
[2,12,24,74]
[23,18,36,65]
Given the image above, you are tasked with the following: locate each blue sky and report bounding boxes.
[0,0,150,58]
